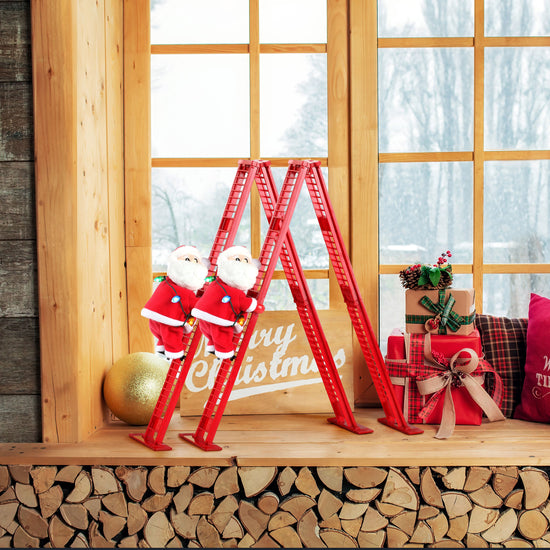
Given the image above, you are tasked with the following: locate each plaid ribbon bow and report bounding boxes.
[418,290,475,334]
[416,334,505,439]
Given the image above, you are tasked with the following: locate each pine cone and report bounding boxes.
[399,264,453,290]
[399,265,422,289]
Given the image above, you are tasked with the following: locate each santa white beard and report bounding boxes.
[217,259,259,292]
[167,259,208,292]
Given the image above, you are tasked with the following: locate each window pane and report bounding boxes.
[260,54,327,157]
[485,0,550,37]
[265,279,329,311]
[151,55,250,157]
[151,0,249,44]
[485,48,550,150]
[265,167,329,270]
[151,168,250,271]
[379,163,473,264]
[484,274,550,317]
[378,0,474,38]
[378,48,473,153]
[484,161,550,263]
[259,0,327,44]
[379,273,473,355]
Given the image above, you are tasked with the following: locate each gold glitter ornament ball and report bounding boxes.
[103,352,170,425]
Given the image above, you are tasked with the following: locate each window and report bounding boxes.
[149,0,337,314]
[125,0,550,405]
[376,0,550,350]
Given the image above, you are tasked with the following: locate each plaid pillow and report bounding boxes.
[475,314,527,417]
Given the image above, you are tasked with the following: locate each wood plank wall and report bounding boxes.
[0,0,41,442]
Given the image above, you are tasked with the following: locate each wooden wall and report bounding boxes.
[0,0,41,442]
[32,0,128,444]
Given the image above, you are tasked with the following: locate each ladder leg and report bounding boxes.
[180,317,260,451]
[256,161,372,434]
[304,162,422,436]
[129,327,203,450]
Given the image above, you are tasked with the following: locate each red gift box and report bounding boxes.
[385,329,505,438]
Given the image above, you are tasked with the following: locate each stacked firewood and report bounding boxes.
[1,464,550,547]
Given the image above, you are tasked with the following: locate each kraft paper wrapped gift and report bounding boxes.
[385,329,505,438]
[405,288,476,335]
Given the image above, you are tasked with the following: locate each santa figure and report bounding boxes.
[141,245,208,360]
[192,246,265,360]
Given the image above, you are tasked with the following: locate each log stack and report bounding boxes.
[1,464,550,547]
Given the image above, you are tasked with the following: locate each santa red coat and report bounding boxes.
[141,277,198,357]
[192,278,257,359]
[191,278,257,326]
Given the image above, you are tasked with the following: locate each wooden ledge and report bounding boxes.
[1,409,550,467]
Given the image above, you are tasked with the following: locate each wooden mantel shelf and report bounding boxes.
[1,409,549,467]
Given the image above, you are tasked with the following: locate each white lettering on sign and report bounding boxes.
[185,323,346,399]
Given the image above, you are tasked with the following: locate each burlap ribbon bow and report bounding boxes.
[416,335,505,439]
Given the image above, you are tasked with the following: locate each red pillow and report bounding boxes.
[514,293,550,422]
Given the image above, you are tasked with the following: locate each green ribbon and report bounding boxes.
[406,290,475,334]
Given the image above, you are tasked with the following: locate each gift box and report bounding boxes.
[405,288,476,336]
[385,329,505,438]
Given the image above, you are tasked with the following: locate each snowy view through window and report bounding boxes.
[150,0,549,344]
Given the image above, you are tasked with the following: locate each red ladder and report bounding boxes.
[130,161,262,451]
[180,160,314,450]
[252,161,371,434]
[302,161,422,435]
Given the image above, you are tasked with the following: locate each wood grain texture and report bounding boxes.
[32,0,79,443]
[349,0,380,406]
[123,0,151,248]
[105,0,129,363]
[0,82,33,161]
[0,463,548,547]
[0,1,32,82]
[0,0,39,444]
[0,317,39,394]
[32,0,126,442]
[0,240,37,317]
[124,0,152,354]
[2,410,550,467]
[0,395,40,442]
[0,161,35,240]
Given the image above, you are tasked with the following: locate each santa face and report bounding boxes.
[167,251,208,292]
[217,251,259,292]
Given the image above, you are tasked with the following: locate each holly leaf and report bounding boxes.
[429,268,441,287]
[417,274,430,286]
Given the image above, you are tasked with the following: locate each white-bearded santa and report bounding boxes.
[141,245,208,360]
[192,246,265,360]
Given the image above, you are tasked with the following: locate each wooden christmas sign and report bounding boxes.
[180,310,354,415]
